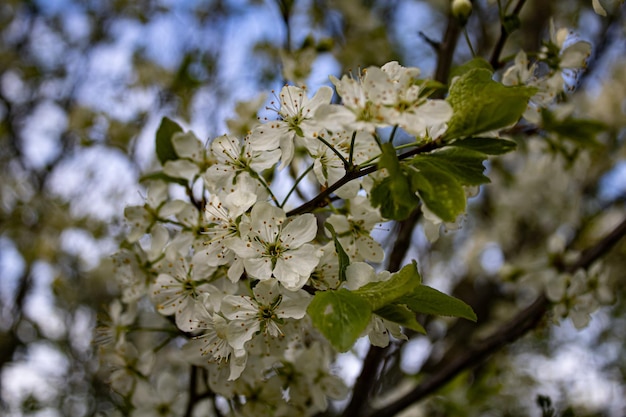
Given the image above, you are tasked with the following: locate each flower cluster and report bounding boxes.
[100,45,602,414]
[502,20,591,123]
[102,61,461,415]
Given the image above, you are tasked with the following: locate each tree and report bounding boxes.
[1,1,625,416]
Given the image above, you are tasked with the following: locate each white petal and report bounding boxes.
[560,41,591,69]
[221,295,258,320]
[250,202,285,242]
[172,131,204,160]
[227,319,259,350]
[281,214,317,248]
[252,280,280,305]
[163,159,199,181]
[248,125,281,151]
[315,104,357,132]
[276,290,310,319]
[345,262,377,290]
[592,0,607,15]
[244,257,273,280]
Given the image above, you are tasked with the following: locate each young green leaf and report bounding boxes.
[412,147,490,186]
[408,165,466,223]
[325,222,350,283]
[449,137,517,155]
[445,68,536,139]
[307,289,372,352]
[370,143,421,221]
[156,117,183,165]
[397,285,477,322]
[374,304,426,334]
[354,261,422,311]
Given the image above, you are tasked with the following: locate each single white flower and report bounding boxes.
[378,62,452,136]
[193,180,258,272]
[315,69,388,133]
[94,299,137,348]
[124,181,186,242]
[326,196,384,263]
[104,342,154,395]
[249,85,333,168]
[204,134,280,192]
[309,243,341,290]
[183,302,249,380]
[228,202,320,290]
[162,131,213,182]
[151,256,218,332]
[221,280,311,350]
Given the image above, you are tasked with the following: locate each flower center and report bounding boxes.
[266,242,283,259]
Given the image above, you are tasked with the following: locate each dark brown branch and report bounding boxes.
[340,345,387,417]
[433,10,462,86]
[183,365,198,417]
[286,138,444,217]
[365,214,626,417]
[569,216,626,273]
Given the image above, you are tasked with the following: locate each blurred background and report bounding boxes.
[0,0,624,416]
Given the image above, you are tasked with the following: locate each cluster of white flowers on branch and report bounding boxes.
[100,23,601,414]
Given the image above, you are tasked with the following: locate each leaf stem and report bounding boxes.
[248,169,280,206]
[464,28,476,57]
[280,163,314,208]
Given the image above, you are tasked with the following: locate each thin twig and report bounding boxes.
[489,0,528,69]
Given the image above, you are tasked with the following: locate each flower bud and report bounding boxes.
[452,0,472,24]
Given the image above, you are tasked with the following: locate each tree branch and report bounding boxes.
[365,214,626,417]
[286,138,444,217]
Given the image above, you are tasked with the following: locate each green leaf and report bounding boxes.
[398,285,477,322]
[354,261,422,311]
[449,137,517,155]
[412,147,490,186]
[325,223,350,283]
[445,68,536,139]
[156,117,183,165]
[307,289,372,352]
[370,143,421,221]
[449,57,493,81]
[408,165,466,223]
[374,304,426,334]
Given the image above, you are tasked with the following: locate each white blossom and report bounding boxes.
[221,280,311,350]
[249,85,333,168]
[228,202,321,290]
